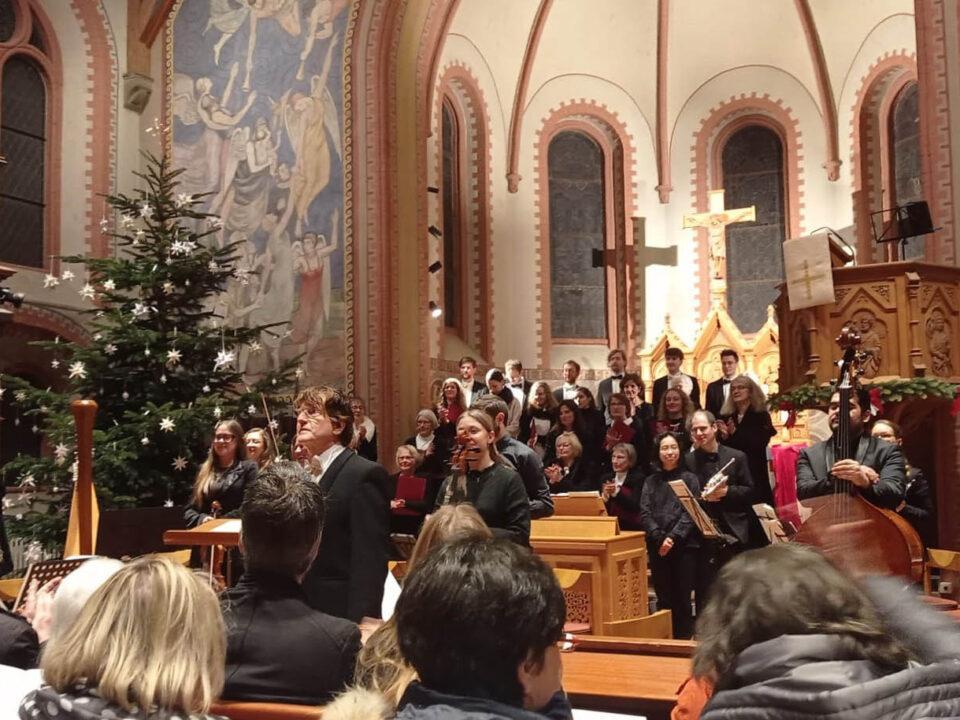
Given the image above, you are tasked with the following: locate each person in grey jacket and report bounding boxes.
[694,543,960,719]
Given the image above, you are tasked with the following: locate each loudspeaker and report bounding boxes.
[898,201,934,238]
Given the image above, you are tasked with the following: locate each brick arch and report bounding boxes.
[0,0,62,274]
[533,101,638,368]
[11,305,89,346]
[849,52,917,261]
[433,63,493,361]
[691,94,803,320]
[68,0,118,261]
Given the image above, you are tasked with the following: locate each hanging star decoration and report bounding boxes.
[214,349,236,371]
[249,341,262,354]
[166,349,182,366]
[79,283,96,301]
[202,384,211,393]
[15,390,26,402]
[295,367,304,379]
[102,279,116,291]
[68,361,87,380]
[213,406,223,419]
[120,214,136,230]
[141,436,150,446]
[162,281,175,295]
[133,228,145,245]
[172,456,189,471]
[104,343,117,356]
[99,217,109,233]
[132,302,151,320]
[53,443,70,466]
[247,404,257,415]
[43,274,59,289]
[208,260,219,272]
[144,346,151,357]
[139,202,154,219]
[61,269,75,281]
[268,419,279,431]
[51,359,60,369]
[159,417,175,432]
[122,391,129,400]
[174,193,194,208]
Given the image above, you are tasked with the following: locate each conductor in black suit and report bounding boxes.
[653,347,701,410]
[796,388,906,510]
[597,348,628,419]
[296,385,390,621]
[705,349,739,417]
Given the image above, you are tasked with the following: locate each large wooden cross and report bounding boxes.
[682,189,756,309]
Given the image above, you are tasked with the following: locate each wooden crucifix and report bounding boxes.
[591,218,677,349]
[682,189,756,309]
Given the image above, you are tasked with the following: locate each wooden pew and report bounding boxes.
[562,636,695,720]
[210,700,323,719]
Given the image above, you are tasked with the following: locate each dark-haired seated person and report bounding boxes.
[871,419,935,546]
[696,543,960,718]
[222,461,361,705]
[0,608,39,669]
[796,389,906,509]
[600,442,645,530]
[393,538,572,719]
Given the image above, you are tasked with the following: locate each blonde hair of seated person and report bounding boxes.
[41,556,225,714]
[352,504,493,707]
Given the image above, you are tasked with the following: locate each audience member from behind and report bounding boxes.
[473,395,554,520]
[22,556,225,720]
[222,461,360,705]
[244,427,275,470]
[352,505,493,709]
[394,538,571,719]
[696,543,960,719]
[0,607,38,671]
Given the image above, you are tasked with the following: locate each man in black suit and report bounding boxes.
[0,607,39,669]
[553,360,582,403]
[705,349,739,417]
[685,410,756,551]
[796,389,905,509]
[653,347,701,410]
[296,385,390,621]
[474,395,554,519]
[223,461,361,704]
[505,358,532,411]
[597,348,627,420]
[458,356,487,407]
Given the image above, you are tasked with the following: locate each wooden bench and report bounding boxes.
[210,700,324,719]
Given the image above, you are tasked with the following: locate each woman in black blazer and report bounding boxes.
[640,431,702,639]
[599,442,646,530]
[575,387,607,460]
[184,419,257,528]
[717,375,776,507]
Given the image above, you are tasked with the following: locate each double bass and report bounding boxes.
[792,326,924,581]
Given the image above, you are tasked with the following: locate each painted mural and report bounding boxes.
[169,0,351,385]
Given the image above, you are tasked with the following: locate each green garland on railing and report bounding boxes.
[769,377,959,412]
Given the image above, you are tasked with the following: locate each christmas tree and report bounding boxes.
[1,151,300,551]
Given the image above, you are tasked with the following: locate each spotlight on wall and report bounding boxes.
[428,260,442,274]
[0,287,25,309]
[428,225,443,238]
[427,186,440,193]
[429,301,443,318]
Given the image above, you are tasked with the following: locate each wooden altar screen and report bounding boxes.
[530,517,647,636]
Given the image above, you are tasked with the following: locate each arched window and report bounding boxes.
[440,98,461,332]
[721,124,786,334]
[548,131,607,340]
[889,82,923,259]
[0,0,53,269]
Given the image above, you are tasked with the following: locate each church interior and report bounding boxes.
[3,0,960,718]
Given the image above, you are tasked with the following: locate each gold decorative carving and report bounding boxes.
[835,287,851,304]
[564,591,591,624]
[847,308,887,378]
[926,307,954,377]
[870,283,892,303]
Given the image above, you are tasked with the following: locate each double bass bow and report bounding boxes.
[792,326,924,581]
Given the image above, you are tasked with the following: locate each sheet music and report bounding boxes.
[668,480,720,539]
[211,519,241,533]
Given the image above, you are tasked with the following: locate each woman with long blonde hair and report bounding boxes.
[435,409,530,546]
[185,419,257,527]
[22,556,226,719]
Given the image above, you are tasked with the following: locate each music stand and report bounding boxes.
[668,480,720,540]
[869,202,938,260]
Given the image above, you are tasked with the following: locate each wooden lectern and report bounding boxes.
[531,516,648,636]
